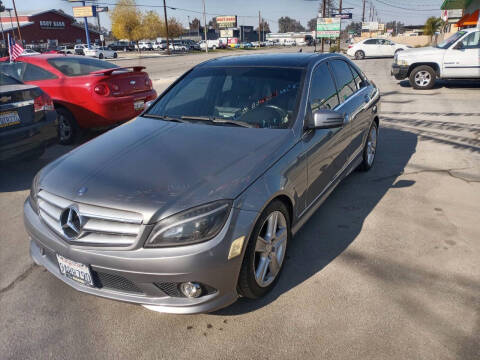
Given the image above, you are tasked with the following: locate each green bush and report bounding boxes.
[329,45,340,53]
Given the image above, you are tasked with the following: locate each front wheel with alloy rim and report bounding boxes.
[409,65,436,90]
[238,201,290,299]
[355,50,365,60]
[57,107,79,145]
[358,121,378,171]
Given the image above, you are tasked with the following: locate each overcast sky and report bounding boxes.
[13,0,444,32]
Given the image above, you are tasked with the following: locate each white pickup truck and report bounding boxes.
[391,28,480,89]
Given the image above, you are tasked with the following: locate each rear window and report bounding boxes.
[48,57,118,76]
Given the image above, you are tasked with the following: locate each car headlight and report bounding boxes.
[30,172,41,214]
[144,200,232,248]
[398,59,409,66]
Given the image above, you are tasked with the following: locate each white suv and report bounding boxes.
[392,28,480,89]
[347,38,410,59]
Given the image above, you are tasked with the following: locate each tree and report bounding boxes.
[142,11,162,40]
[423,16,443,41]
[208,17,219,30]
[110,0,143,44]
[255,18,271,34]
[278,17,305,32]
[190,17,201,32]
[162,18,184,39]
[307,18,317,31]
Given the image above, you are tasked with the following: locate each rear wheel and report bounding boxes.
[359,121,378,171]
[212,45,216,50]
[238,200,290,299]
[57,107,79,145]
[355,50,365,60]
[98,53,104,59]
[409,65,436,90]
[113,52,118,58]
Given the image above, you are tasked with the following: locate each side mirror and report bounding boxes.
[454,41,464,50]
[307,109,345,130]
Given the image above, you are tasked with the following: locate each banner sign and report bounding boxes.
[220,29,234,38]
[39,20,65,29]
[332,13,352,19]
[362,22,379,31]
[316,18,340,38]
[216,15,237,28]
[73,6,96,18]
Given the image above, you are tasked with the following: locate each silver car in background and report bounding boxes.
[24,53,380,314]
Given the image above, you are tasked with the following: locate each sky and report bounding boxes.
[12,0,445,32]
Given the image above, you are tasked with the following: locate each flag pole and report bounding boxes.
[12,0,21,42]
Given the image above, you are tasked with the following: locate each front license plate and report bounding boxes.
[0,111,20,128]
[134,100,145,111]
[56,254,94,287]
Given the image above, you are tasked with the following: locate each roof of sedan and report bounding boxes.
[200,53,334,68]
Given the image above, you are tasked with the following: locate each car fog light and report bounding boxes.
[180,282,202,298]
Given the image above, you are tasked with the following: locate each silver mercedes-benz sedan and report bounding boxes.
[24,53,380,314]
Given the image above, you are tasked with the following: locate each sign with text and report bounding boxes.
[220,29,234,38]
[216,15,237,28]
[96,6,109,13]
[39,20,65,29]
[316,18,340,38]
[73,6,96,18]
[332,13,352,19]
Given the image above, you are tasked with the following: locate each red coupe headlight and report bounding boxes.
[94,84,109,96]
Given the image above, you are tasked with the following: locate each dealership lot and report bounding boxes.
[1,47,479,359]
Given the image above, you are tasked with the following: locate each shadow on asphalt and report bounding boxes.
[214,127,418,315]
[399,79,480,89]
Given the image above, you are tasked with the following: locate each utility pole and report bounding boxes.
[202,0,208,53]
[337,0,342,50]
[362,0,366,22]
[321,0,326,53]
[258,11,261,44]
[96,11,103,47]
[0,2,5,48]
[11,0,21,42]
[162,0,170,55]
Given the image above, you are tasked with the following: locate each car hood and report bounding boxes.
[39,117,294,223]
[399,46,443,58]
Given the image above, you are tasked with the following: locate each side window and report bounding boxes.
[330,60,357,102]
[309,63,339,111]
[462,32,480,49]
[363,39,377,45]
[349,64,365,89]
[22,64,57,81]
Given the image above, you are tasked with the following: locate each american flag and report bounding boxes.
[8,34,24,62]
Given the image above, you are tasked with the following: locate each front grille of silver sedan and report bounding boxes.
[37,189,143,247]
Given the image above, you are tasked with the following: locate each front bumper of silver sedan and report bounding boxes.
[24,198,258,314]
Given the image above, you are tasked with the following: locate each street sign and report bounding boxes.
[73,6,96,18]
[100,34,104,41]
[362,22,379,31]
[332,13,353,19]
[216,16,237,28]
[96,6,109,13]
[316,18,340,38]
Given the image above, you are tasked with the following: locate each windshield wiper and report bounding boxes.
[142,114,187,123]
[180,115,253,128]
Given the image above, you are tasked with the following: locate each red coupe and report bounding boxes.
[0,55,157,143]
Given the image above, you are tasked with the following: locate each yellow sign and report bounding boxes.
[73,6,96,18]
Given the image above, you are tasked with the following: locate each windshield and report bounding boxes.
[437,31,466,49]
[147,66,304,129]
[47,57,118,76]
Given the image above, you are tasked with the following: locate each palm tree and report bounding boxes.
[424,17,444,44]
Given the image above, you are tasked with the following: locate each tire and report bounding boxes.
[98,53,104,59]
[113,52,118,58]
[355,50,365,60]
[238,200,291,299]
[212,45,216,50]
[409,65,436,90]
[358,121,378,172]
[57,107,79,145]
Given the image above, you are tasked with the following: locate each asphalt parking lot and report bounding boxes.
[1,47,479,360]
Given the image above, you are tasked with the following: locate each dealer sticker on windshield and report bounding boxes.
[56,254,94,287]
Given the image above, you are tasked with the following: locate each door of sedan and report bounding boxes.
[302,62,352,208]
[361,39,381,57]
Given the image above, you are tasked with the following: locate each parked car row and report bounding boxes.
[0,54,157,158]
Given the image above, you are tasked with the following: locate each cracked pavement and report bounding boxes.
[0,51,479,360]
